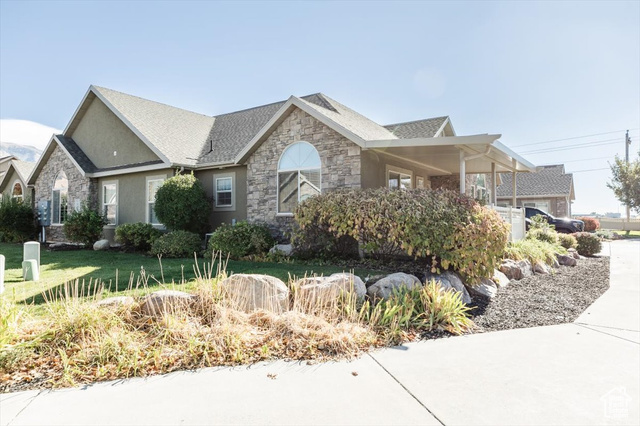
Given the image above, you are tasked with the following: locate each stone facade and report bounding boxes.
[246,107,361,233]
[34,145,98,241]
[431,174,478,195]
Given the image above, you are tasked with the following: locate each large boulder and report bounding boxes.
[500,259,533,280]
[219,274,289,313]
[140,290,195,316]
[466,278,498,299]
[492,269,510,289]
[97,296,135,309]
[93,239,110,251]
[367,272,422,301]
[424,270,471,305]
[294,273,366,305]
[269,244,293,256]
[533,262,551,275]
[567,248,580,260]
[557,253,578,266]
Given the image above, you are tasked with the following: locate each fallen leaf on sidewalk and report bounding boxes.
[267,373,277,380]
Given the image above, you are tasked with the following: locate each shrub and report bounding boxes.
[115,223,162,252]
[573,232,602,256]
[63,206,107,247]
[294,188,509,283]
[505,238,563,266]
[0,196,36,242]
[204,221,275,260]
[529,214,555,231]
[557,233,578,249]
[290,222,359,260]
[154,173,211,233]
[526,228,559,245]
[150,230,202,258]
[577,217,600,232]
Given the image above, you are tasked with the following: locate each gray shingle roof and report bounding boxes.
[384,116,448,138]
[497,165,573,197]
[12,159,35,182]
[93,86,216,167]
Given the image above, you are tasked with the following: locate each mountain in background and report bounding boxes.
[0,119,61,162]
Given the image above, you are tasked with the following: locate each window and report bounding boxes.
[416,176,425,189]
[277,142,321,214]
[387,166,413,190]
[11,182,23,201]
[102,181,118,225]
[146,176,165,225]
[213,171,236,210]
[52,171,68,224]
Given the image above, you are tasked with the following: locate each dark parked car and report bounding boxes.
[524,207,585,233]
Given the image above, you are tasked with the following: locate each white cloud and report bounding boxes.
[413,68,446,99]
[0,119,61,151]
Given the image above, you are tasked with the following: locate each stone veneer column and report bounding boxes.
[34,145,98,242]
[245,107,362,235]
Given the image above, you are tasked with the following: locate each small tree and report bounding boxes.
[64,205,107,247]
[154,172,211,233]
[607,153,640,214]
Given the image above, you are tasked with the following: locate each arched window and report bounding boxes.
[277,141,321,214]
[52,171,69,224]
[11,182,23,201]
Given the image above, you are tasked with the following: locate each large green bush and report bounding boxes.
[0,196,36,242]
[204,221,274,260]
[154,173,211,233]
[63,206,107,247]
[150,230,202,258]
[115,223,162,252]
[294,188,509,283]
[573,232,602,256]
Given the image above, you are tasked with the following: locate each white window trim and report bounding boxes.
[276,142,322,215]
[146,175,166,226]
[213,171,236,211]
[102,180,118,227]
[385,165,413,189]
[11,180,23,201]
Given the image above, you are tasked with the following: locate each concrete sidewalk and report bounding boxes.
[2,241,638,426]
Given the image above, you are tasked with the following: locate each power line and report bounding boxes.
[561,156,614,163]
[520,138,623,154]
[510,128,640,148]
[568,167,610,173]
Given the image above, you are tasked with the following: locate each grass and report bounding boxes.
[0,243,382,305]
[613,230,640,238]
[504,238,565,266]
[0,257,474,392]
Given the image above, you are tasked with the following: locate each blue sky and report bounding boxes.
[1,0,639,214]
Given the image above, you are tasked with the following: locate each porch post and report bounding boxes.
[459,150,466,194]
[491,162,497,205]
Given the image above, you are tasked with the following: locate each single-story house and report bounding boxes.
[496,164,575,217]
[26,85,537,242]
[0,156,35,201]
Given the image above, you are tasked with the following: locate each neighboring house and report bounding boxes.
[27,85,537,242]
[496,164,575,217]
[0,156,35,201]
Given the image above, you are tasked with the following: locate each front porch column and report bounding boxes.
[459,150,466,194]
[491,162,497,205]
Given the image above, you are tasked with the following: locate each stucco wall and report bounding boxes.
[245,107,361,234]
[195,166,247,231]
[34,145,98,242]
[71,97,160,169]
[360,150,433,189]
[0,168,24,197]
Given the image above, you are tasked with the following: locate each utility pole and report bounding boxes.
[625,130,632,223]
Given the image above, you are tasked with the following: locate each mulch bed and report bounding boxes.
[470,256,610,332]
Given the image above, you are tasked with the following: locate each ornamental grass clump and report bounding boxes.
[504,238,564,266]
[293,188,509,283]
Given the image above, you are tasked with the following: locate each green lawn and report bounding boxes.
[0,243,381,305]
[613,230,640,238]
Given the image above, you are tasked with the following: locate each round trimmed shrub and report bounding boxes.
[204,221,275,260]
[150,231,202,258]
[558,233,578,250]
[115,223,162,251]
[154,173,211,233]
[526,228,559,245]
[0,196,36,242]
[577,217,600,232]
[63,206,107,247]
[573,232,602,256]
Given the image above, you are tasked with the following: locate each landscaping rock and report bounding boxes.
[294,273,366,305]
[367,272,422,301]
[568,248,580,260]
[269,244,293,256]
[467,278,498,299]
[97,296,135,309]
[220,274,289,313]
[500,259,533,280]
[326,273,366,301]
[93,239,110,251]
[424,270,471,305]
[140,290,194,316]
[492,269,510,289]
[533,262,551,275]
[557,253,578,267]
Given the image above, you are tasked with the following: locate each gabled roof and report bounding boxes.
[497,164,574,198]
[0,158,35,192]
[384,116,449,139]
